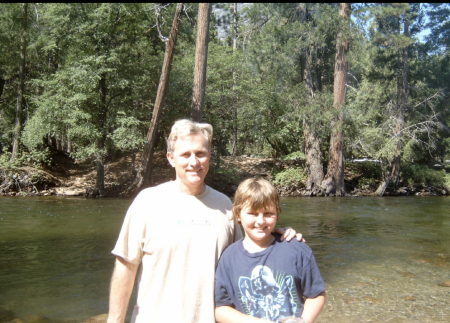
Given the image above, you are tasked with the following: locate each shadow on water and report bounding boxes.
[1,196,449,323]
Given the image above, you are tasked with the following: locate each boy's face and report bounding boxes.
[239,202,278,247]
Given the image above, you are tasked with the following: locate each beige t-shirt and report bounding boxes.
[112,181,243,323]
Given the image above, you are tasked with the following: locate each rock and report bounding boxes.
[81,314,108,323]
[400,271,416,278]
[438,280,450,287]
[405,296,417,301]
[0,309,15,322]
[7,315,47,323]
[64,190,82,196]
[363,296,382,303]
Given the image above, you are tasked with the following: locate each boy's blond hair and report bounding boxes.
[166,119,213,153]
[233,177,281,221]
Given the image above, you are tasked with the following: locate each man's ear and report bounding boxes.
[167,152,175,167]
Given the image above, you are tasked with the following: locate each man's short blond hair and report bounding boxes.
[166,119,213,153]
[233,177,281,221]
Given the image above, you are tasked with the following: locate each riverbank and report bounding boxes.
[1,150,448,197]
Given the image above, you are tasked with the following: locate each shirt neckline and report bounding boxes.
[237,233,281,258]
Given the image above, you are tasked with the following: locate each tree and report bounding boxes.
[131,3,184,195]
[10,3,27,161]
[323,3,351,196]
[21,3,160,195]
[375,8,409,195]
[298,3,325,195]
[191,3,211,122]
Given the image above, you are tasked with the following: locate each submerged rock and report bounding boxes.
[438,280,450,287]
[81,314,108,323]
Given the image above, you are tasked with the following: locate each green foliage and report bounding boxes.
[0,2,448,194]
[272,167,306,189]
[0,151,23,170]
[347,161,382,179]
[400,163,448,188]
[281,151,306,161]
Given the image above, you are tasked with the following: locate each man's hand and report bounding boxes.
[275,227,305,242]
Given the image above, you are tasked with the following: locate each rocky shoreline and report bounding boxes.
[1,153,449,198]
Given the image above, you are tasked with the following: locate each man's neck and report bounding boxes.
[175,180,206,196]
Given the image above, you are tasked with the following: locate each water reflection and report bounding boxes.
[0,196,449,323]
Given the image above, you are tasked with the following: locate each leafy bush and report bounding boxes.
[400,164,448,188]
[346,160,381,179]
[0,151,23,171]
[357,177,378,190]
[281,151,306,161]
[272,167,306,189]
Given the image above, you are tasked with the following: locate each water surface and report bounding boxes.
[0,196,449,323]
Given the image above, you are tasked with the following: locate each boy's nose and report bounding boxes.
[256,213,265,224]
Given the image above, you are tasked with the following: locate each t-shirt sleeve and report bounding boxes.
[214,255,235,308]
[299,250,326,299]
[111,195,146,265]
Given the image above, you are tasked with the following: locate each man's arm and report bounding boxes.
[301,291,326,323]
[215,306,270,323]
[107,257,139,323]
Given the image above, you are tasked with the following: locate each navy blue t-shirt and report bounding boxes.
[214,233,325,322]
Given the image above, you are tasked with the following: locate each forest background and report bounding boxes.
[0,3,449,198]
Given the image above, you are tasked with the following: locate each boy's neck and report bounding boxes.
[242,234,275,253]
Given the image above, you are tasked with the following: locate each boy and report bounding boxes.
[214,178,326,323]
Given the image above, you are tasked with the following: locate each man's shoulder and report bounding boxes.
[205,185,231,200]
[202,185,232,207]
[136,181,173,196]
[132,181,174,206]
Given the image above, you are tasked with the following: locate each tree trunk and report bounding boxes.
[299,3,324,195]
[95,73,108,197]
[191,3,211,122]
[67,130,72,153]
[0,78,5,100]
[11,3,28,161]
[231,3,238,156]
[304,121,324,193]
[129,3,184,196]
[376,10,409,196]
[323,3,350,196]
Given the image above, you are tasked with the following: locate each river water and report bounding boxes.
[0,196,449,323]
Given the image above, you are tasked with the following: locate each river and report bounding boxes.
[0,196,449,323]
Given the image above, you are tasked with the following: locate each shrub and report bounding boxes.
[357,177,378,190]
[400,164,448,188]
[281,151,306,161]
[272,167,306,189]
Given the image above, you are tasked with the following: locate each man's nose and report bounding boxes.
[188,154,200,165]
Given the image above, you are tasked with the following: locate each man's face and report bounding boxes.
[167,133,211,193]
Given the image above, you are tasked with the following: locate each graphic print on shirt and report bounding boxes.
[238,265,299,322]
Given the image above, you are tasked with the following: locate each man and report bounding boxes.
[107,119,302,323]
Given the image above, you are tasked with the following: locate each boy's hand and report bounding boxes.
[275,227,305,242]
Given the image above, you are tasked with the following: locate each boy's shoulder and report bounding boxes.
[273,233,315,257]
